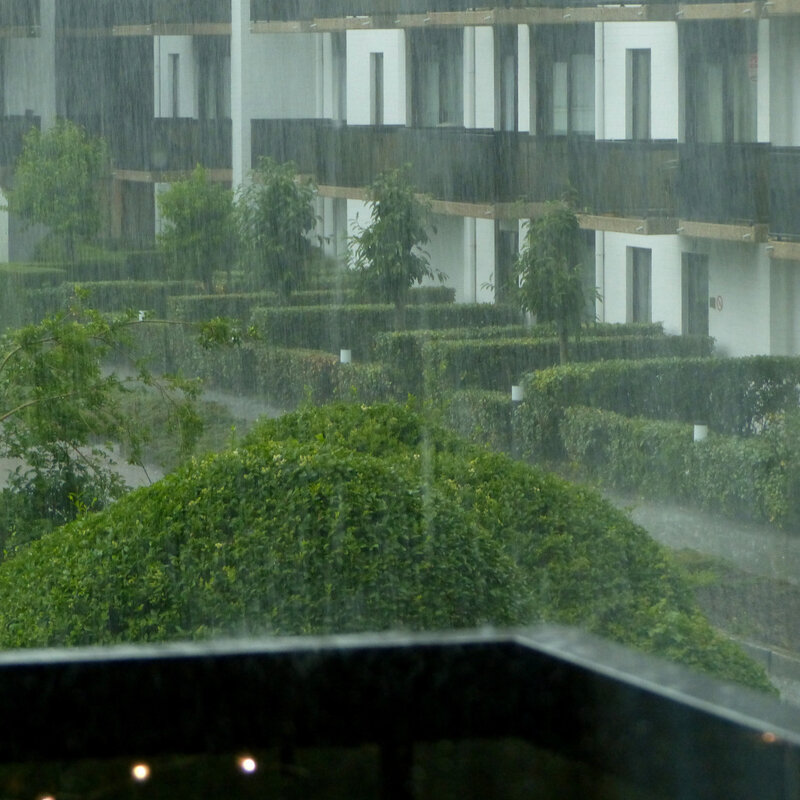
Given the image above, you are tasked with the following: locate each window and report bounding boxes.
[496,26,517,132]
[534,25,594,137]
[169,53,180,118]
[410,29,463,128]
[683,22,757,143]
[628,49,651,141]
[629,247,652,322]
[370,52,384,126]
[682,252,709,336]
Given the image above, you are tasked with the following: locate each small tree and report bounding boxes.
[157,165,235,293]
[236,157,317,300]
[350,167,444,311]
[517,202,589,365]
[0,293,245,550]
[6,119,108,261]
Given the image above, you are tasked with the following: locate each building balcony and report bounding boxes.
[250,0,684,22]
[0,115,40,168]
[251,119,677,220]
[769,148,800,241]
[0,0,39,30]
[56,0,229,30]
[109,118,232,176]
[676,143,769,228]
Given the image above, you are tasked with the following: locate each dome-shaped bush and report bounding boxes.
[0,403,771,691]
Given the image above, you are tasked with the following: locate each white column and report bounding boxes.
[231,0,251,187]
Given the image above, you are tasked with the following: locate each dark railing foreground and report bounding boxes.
[0,627,797,799]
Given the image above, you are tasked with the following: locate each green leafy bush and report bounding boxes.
[422,335,713,397]
[251,304,522,360]
[519,356,800,459]
[0,403,772,692]
[561,406,785,522]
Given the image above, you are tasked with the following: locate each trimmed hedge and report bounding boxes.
[442,390,514,453]
[374,323,670,397]
[251,303,523,360]
[169,291,276,323]
[561,406,791,526]
[518,356,800,459]
[422,334,714,397]
[0,264,66,331]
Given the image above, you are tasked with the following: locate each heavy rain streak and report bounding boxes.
[0,0,799,797]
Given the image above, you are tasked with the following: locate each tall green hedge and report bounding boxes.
[250,303,523,360]
[562,407,786,521]
[421,335,713,397]
[518,356,800,459]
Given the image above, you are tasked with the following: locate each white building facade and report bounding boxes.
[2,0,800,355]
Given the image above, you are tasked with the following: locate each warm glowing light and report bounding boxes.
[131,763,151,781]
[39,795,56,800]
[238,755,257,774]
[762,731,778,744]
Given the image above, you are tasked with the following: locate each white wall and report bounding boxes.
[3,3,56,127]
[232,0,319,184]
[706,241,772,356]
[346,30,406,125]
[517,25,530,133]
[426,214,466,300]
[600,232,683,332]
[599,22,679,140]
[154,36,196,118]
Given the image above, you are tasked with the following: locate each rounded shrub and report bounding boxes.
[0,403,771,691]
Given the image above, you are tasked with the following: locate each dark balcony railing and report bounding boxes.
[110,118,232,173]
[57,0,230,28]
[677,142,769,226]
[0,628,798,799]
[769,148,800,240]
[0,0,39,29]
[252,119,677,218]
[251,0,695,22]
[0,115,40,167]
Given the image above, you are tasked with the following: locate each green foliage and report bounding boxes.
[516,202,592,364]
[0,403,771,692]
[442,390,514,453]
[157,166,235,293]
[0,295,246,549]
[6,120,108,260]
[350,167,445,308]
[251,303,522,361]
[421,334,713,398]
[518,356,800,460]
[236,157,317,299]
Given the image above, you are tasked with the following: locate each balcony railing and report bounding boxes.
[0,628,798,799]
[251,119,678,218]
[0,115,40,168]
[0,0,39,29]
[250,0,689,21]
[769,148,800,240]
[56,0,230,29]
[677,142,769,226]
[110,118,232,173]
